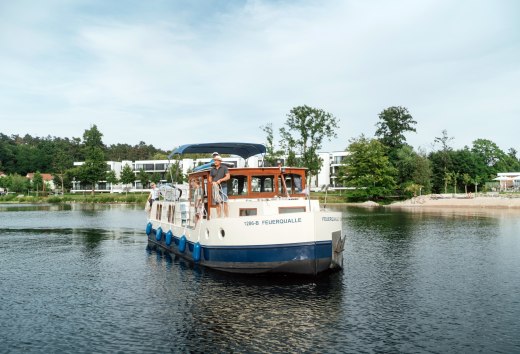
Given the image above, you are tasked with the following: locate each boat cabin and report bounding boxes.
[188,167,307,220]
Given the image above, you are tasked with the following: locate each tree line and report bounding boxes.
[263,105,520,201]
[1,105,519,199]
[0,127,169,194]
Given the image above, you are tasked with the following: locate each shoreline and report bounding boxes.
[387,195,520,210]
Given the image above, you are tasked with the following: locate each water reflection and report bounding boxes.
[146,247,345,352]
[1,204,519,353]
[0,203,73,212]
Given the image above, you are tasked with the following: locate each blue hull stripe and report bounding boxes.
[148,228,331,264]
[202,242,331,263]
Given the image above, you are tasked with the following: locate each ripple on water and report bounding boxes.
[1,205,520,353]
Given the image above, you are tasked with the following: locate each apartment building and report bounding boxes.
[71,152,348,193]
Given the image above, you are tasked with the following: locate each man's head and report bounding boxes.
[214,155,222,165]
[212,152,219,157]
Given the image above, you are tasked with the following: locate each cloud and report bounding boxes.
[0,0,518,154]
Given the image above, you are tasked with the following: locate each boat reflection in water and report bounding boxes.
[146,247,345,352]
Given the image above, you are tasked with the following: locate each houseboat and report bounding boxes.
[145,142,345,275]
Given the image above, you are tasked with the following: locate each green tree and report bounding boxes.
[443,172,451,194]
[280,105,339,181]
[120,164,136,194]
[429,130,455,193]
[8,174,30,194]
[137,168,150,189]
[83,124,105,151]
[411,149,432,194]
[462,173,471,194]
[506,148,520,170]
[470,139,510,183]
[165,161,184,184]
[434,129,453,162]
[0,175,7,189]
[106,169,119,191]
[151,152,168,160]
[52,149,73,194]
[451,171,459,194]
[472,175,482,194]
[79,148,107,195]
[404,183,423,197]
[339,135,397,201]
[394,145,416,188]
[79,125,107,195]
[261,123,283,166]
[32,171,44,195]
[150,172,161,184]
[375,106,416,161]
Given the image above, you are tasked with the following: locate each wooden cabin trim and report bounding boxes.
[188,167,307,219]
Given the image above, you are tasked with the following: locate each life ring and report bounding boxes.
[165,230,173,246]
[193,242,201,262]
[179,235,187,253]
[155,227,163,242]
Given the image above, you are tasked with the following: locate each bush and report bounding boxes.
[47,196,63,203]
[0,194,17,202]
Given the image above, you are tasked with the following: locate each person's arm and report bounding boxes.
[219,172,230,184]
[217,167,230,184]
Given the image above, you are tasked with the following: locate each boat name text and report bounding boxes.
[322,217,340,222]
[243,217,302,227]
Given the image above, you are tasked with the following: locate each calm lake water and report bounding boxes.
[1,203,519,353]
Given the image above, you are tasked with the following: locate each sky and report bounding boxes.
[1,0,519,154]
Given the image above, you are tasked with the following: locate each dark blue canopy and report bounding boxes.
[170,142,266,159]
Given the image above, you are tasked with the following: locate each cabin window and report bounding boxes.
[156,203,163,220]
[167,205,174,223]
[228,175,248,196]
[251,175,274,193]
[278,174,303,194]
[279,206,306,214]
[239,208,257,216]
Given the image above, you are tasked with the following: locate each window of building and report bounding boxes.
[333,156,346,164]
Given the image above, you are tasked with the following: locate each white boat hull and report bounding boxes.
[146,199,345,275]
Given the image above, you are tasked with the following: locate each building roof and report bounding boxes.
[26,173,54,181]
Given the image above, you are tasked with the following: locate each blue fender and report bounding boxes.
[146,222,152,236]
[193,242,201,262]
[155,227,163,241]
[165,230,173,246]
[179,235,187,253]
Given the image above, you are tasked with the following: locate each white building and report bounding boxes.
[71,155,263,193]
[309,151,349,191]
[71,152,347,193]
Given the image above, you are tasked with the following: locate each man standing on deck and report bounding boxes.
[209,155,230,217]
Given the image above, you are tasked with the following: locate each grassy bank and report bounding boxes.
[310,191,350,204]
[0,193,149,204]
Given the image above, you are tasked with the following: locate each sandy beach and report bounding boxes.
[388,194,520,209]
